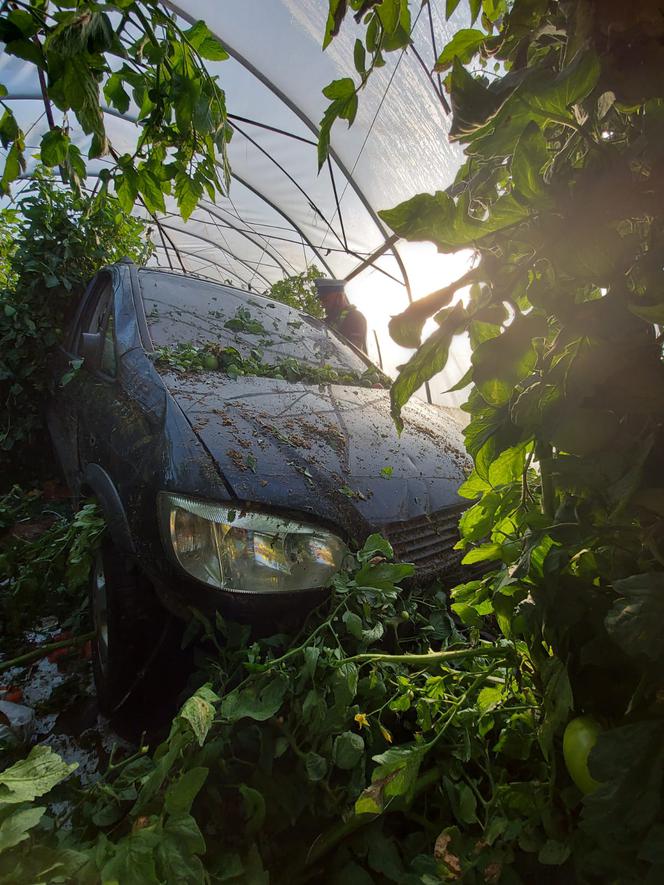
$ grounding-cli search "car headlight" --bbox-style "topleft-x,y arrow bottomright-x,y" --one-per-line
158,493 -> 348,593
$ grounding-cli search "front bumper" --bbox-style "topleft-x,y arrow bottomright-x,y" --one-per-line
148,565 -> 329,627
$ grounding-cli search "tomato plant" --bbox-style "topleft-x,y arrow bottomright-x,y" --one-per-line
152,341 -> 389,386
0,486 -> 104,643
321,0 -> 664,880
0,534 -> 554,884
0,174 -> 151,476
266,266 -> 326,318
0,1 -> 231,219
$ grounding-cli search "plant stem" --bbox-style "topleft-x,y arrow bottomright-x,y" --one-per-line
536,442 -> 555,518
32,32 -> 68,184
425,663 -> 502,751
0,631 -> 95,674
342,645 -> 510,668
265,599 -> 349,669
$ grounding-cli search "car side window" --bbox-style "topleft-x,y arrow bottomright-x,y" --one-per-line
100,309 -> 116,376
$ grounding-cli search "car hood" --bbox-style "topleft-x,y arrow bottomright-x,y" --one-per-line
163,372 -> 470,536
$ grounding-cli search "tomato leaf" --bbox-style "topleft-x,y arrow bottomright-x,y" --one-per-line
435,29 -> 486,71
390,302 -> 467,432
605,573 -> 664,662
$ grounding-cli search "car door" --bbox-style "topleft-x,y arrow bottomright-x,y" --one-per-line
62,275 -> 123,479
48,274 -> 116,490
54,271 -> 146,487
75,268 -> 166,506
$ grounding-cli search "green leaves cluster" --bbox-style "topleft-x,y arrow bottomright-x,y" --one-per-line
0,685 -> 216,884
153,341 -> 390,387
1,537 -> 552,884
0,486 -> 104,646
319,0 -> 413,168
0,2 -> 231,220
322,0 -> 664,879
265,266 -> 326,318
0,173 -> 151,474
0,746 -> 76,866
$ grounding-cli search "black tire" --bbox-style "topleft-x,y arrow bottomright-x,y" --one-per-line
90,537 -> 168,716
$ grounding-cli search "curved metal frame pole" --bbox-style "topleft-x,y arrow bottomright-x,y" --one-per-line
4,93 -> 334,279
232,172 -> 335,277
161,1 -> 413,302
193,202 -> 295,276
152,243 -> 253,286
97,105 -> 336,277
157,220 -> 274,287
230,118 -> 350,255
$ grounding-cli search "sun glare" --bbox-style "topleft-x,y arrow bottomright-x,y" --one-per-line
347,241 -> 474,406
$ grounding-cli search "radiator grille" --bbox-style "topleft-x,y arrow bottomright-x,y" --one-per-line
383,503 -> 468,582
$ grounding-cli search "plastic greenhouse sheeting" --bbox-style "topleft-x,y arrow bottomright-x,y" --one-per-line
0,0 -> 472,401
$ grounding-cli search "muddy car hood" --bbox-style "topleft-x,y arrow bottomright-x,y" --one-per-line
163,372 -> 470,536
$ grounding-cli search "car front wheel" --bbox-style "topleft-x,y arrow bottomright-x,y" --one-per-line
90,538 -> 167,716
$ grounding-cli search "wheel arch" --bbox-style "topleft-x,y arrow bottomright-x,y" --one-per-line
81,463 -> 135,555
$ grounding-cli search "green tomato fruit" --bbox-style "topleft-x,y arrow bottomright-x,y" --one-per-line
563,716 -> 602,794
201,353 -> 219,371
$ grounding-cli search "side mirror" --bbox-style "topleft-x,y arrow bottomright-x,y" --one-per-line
80,332 -> 103,373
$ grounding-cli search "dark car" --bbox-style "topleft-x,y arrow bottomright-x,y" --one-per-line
48,259 -> 470,711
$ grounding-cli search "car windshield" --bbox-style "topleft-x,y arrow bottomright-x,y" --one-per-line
140,270 -> 372,376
